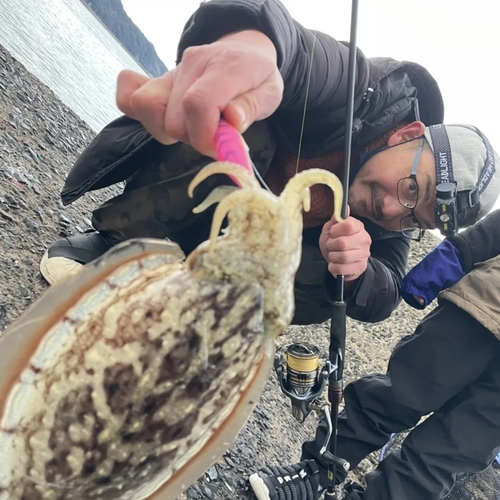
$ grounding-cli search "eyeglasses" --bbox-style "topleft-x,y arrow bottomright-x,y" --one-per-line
397,137 -> 425,241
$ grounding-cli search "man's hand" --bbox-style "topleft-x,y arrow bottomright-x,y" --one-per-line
319,210 -> 372,282
115,30 -> 284,158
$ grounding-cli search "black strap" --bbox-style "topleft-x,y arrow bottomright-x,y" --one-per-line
428,124 -> 455,184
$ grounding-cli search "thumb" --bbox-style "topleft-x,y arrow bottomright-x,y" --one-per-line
116,69 -> 152,119
223,78 -> 283,133
322,217 -> 335,234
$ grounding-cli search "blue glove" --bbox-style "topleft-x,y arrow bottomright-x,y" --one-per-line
401,239 -> 465,309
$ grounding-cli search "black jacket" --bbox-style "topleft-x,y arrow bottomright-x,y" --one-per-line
177,0 -> 444,157
61,0 -> 445,323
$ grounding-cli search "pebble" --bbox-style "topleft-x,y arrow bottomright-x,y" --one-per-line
24,219 -> 38,231
4,195 -> 18,207
186,486 -> 201,499
0,209 -> 14,222
59,213 -> 71,225
206,466 -> 218,481
13,171 -> 28,184
202,485 -> 217,499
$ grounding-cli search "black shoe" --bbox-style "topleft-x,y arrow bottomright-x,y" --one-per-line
249,459 -> 326,500
40,230 -> 114,285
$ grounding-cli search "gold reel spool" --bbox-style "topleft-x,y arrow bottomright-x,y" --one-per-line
285,343 -> 321,421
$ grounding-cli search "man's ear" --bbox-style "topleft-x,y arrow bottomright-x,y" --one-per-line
387,121 -> 425,146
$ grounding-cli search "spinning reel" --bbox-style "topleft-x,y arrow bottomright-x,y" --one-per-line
274,343 -> 350,474
274,343 -> 328,422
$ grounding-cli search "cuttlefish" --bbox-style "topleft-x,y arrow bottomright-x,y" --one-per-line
0,162 -> 343,499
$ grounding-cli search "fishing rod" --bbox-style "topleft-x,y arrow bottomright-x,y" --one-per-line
274,1 -> 360,498
323,0 -> 359,497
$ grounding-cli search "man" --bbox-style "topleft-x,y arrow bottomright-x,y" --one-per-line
39,1 -> 500,493
251,209 -> 500,500
40,0 -> 500,328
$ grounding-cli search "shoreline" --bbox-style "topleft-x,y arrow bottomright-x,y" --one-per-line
0,42 -> 496,500
0,44 -> 123,330
78,0 -> 152,77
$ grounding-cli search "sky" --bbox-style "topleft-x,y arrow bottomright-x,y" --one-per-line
121,0 -> 500,213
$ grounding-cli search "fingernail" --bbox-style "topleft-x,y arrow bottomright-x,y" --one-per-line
233,104 -> 249,131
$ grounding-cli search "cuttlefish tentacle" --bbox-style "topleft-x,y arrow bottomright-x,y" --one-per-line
281,169 -> 345,223
187,161 -> 260,198
205,190 -> 275,254
301,188 -> 311,213
191,186 -> 239,214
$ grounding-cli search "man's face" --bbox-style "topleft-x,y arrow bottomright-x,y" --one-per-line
349,121 -> 437,233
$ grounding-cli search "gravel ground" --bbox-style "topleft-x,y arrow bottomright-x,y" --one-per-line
1,43 -> 498,500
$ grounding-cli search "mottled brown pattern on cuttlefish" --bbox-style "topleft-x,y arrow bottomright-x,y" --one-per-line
1,254 -> 265,499
0,162 -> 344,500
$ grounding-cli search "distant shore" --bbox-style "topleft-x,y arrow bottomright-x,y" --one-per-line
0,42 -> 496,500
77,0 -> 152,77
